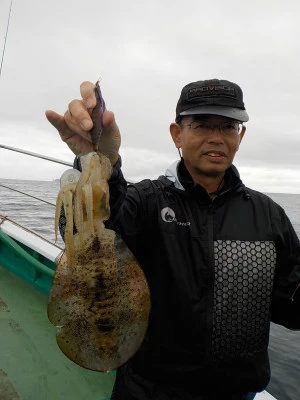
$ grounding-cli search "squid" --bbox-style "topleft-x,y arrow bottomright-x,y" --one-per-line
47,82 -> 150,372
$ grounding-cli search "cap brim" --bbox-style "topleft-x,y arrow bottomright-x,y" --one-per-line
179,105 -> 249,122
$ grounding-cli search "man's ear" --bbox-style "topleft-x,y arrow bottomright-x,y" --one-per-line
235,125 -> 246,152
238,125 -> 246,146
170,123 -> 182,149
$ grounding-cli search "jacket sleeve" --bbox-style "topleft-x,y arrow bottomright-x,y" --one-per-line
105,159 -> 154,262
271,208 -> 300,330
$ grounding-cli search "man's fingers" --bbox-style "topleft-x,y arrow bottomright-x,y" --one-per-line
80,81 -> 97,110
102,110 -> 115,129
45,85 -> 120,161
68,99 -> 93,131
45,109 -> 78,144
46,107 -> 115,137
45,110 -> 68,133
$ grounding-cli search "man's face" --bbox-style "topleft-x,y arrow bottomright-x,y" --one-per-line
170,115 -> 246,178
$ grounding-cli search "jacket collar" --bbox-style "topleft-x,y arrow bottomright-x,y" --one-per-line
164,159 -> 243,196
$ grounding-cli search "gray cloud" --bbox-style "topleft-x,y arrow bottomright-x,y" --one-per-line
0,0 -> 300,193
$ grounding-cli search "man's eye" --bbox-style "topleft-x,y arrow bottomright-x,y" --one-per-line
195,123 -> 210,129
226,123 -> 240,131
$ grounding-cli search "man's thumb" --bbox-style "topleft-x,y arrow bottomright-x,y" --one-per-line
45,110 -> 67,132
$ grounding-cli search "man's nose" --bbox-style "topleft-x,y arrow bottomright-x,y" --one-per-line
208,125 -> 224,142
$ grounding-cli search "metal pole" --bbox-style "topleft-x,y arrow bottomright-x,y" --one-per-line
0,143 -> 73,167
0,0 -> 13,76
0,183 -> 55,206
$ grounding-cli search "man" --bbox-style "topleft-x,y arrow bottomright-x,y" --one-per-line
46,79 -> 300,400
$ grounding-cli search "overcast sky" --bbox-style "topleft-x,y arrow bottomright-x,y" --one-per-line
0,0 -> 300,193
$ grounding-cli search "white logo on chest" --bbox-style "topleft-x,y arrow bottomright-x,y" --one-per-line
160,207 -> 191,226
161,207 -> 176,222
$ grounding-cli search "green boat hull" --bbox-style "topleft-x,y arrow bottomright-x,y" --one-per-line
0,230 -> 115,399
0,230 -> 55,295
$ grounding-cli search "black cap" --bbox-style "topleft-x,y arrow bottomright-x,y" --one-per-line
176,79 -> 249,122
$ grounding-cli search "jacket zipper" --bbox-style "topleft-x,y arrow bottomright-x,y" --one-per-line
290,282 -> 300,301
205,202 -> 215,361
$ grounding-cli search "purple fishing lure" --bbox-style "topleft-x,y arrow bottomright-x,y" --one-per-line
90,81 -> 106,152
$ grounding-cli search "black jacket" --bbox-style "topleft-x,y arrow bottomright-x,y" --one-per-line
104,158 -> 300,396
68,157 -> 300,397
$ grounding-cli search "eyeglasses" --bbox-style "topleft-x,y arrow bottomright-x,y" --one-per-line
180,121 -> 243,136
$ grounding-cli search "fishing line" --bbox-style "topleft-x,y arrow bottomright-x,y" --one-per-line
0,183 -> 56,207
0,0 -> 13,76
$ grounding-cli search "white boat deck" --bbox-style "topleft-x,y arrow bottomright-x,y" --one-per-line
0,214 -> 63,262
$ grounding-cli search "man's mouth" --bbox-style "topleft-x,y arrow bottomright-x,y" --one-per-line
204,151 -> 227,158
